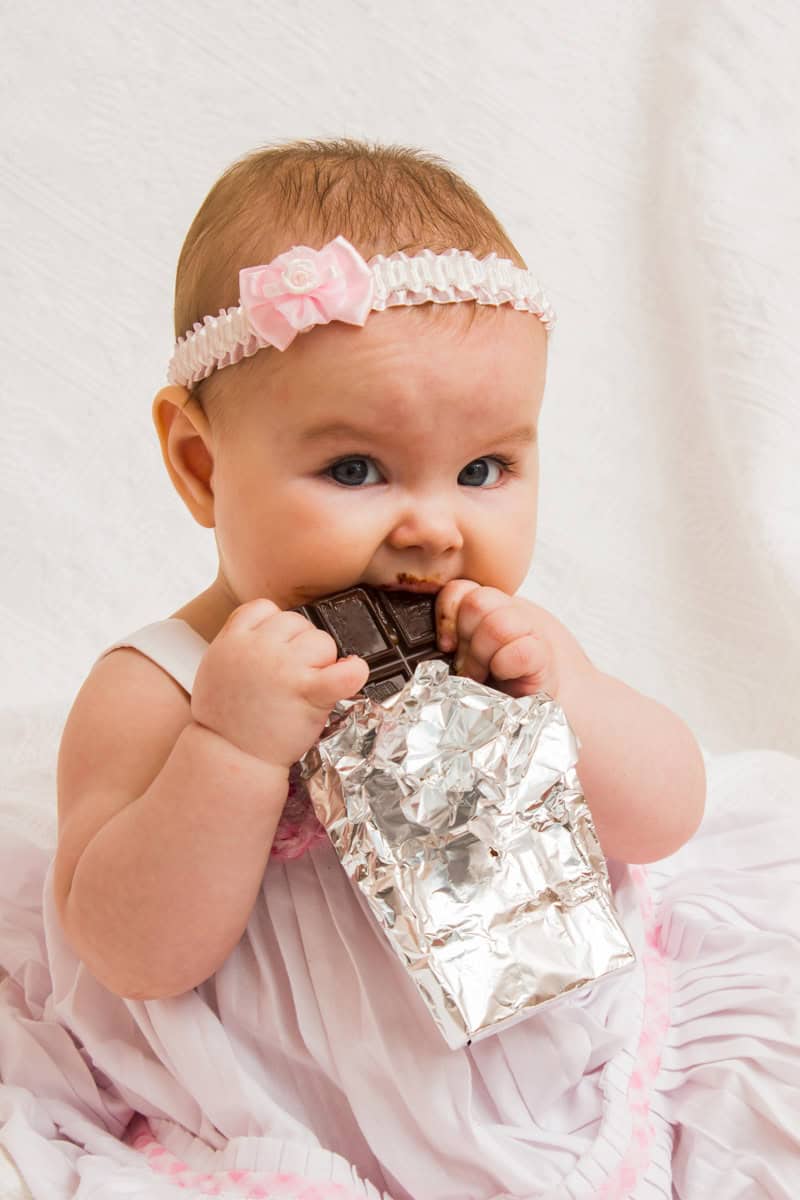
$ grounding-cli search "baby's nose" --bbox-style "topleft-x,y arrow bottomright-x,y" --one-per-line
386,500 -> 464,556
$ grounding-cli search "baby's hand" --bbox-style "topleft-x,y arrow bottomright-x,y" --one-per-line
436,581 -> 560,699
191,599 -> 369,770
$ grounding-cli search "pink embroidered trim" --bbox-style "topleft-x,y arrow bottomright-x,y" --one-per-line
124,1115 -> 374,1199
270,769 -> 327,861
596,864 -> 672,1199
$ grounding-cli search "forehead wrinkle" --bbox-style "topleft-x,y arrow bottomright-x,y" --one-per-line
286,369 -> 537,455
314,391 -> 444,445
298,406 -> 537,459
245,302 -> 544,449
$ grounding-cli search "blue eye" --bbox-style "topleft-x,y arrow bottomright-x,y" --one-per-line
328,457 -> 383,487
458,458 -> 505,487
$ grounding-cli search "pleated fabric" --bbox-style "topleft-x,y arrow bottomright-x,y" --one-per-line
0,619 -> 797,1199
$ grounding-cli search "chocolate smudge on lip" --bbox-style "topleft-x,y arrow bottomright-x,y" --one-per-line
396,573 -> 439,587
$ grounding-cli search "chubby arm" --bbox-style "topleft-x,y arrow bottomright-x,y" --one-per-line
437,583 -> 706,864
55,600 -> 369,1000
552,655 -> 706,863
54,641 -> 294,1002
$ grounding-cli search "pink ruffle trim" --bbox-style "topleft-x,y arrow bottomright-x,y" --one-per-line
124,1115 -> 372,1199
269,770 -> 327,861
595,863 -> 673,1198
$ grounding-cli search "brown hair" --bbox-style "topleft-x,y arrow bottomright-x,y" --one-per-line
173,138 -> 526,424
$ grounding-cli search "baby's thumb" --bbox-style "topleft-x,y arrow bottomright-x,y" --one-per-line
309,655 -> 370,709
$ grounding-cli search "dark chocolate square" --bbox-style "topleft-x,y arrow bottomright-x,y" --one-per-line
294,586 -> 454,699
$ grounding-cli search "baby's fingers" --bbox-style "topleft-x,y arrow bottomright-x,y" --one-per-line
457,604 -> 537,681
489,635 -> 552,693
436,580 -> 481,651
305,656 -> 370,710
222,597 -> 280,633
489,633 -> 556,700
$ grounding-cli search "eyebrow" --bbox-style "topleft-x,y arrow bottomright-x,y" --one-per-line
300,420 -> 382,442
300,420 -> 538,444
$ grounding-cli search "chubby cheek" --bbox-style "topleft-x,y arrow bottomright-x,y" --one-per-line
470,508 -> 537,594
211,484 -> 282,602
231,494 -> 376,605
214,520 -> 268,603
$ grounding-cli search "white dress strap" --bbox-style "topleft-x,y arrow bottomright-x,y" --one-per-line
95,618 -> 209,696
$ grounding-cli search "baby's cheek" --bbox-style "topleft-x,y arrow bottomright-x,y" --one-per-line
476,540 -> 533,596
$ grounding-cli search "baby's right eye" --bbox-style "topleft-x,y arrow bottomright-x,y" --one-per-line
326,457 -> 383,487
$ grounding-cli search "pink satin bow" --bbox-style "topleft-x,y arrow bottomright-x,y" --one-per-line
239,236 -> 375,351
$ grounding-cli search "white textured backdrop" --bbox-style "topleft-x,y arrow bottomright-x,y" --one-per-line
0,5 -> 798,1191
2,0 -> 799,765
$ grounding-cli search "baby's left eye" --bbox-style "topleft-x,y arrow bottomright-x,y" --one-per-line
458,458 -> 505,487
326,457 -> 383,487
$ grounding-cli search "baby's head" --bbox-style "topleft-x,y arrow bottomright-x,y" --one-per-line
154,139 -> 552,613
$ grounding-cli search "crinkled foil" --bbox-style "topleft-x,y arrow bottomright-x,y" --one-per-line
300,660 -> 635,1050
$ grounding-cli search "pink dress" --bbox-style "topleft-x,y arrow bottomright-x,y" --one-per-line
0,617 -> 798,1199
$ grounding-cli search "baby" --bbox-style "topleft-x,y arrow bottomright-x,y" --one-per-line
55,139 -> 705,1002
48,140 -> 723,1197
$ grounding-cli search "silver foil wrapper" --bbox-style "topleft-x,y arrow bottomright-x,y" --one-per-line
300,660 -> 635,1050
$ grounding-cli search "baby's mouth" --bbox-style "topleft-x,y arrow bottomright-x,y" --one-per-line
294,576 -> 444,604
377,574 -> 443,594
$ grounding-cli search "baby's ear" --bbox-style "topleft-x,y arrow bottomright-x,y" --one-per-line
152,385 -> 216,529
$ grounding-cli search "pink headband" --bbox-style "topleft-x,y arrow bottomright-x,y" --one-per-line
167,235 -> 556,388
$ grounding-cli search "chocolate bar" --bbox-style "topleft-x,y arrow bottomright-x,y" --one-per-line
294,587 -> 454,701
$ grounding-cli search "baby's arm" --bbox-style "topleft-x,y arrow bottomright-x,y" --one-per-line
546,653 -> 706,863
55,601 -> 367,1000
437,583 -> 706,864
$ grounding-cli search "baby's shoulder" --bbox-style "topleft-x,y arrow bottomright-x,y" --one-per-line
53,635 -> 193,910
59,634 -> 195,809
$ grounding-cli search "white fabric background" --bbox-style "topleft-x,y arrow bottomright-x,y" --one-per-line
3,1 -> 799,762
0,5 -> 799,1193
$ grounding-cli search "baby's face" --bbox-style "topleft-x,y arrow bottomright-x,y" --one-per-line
208,304 -> 547,611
